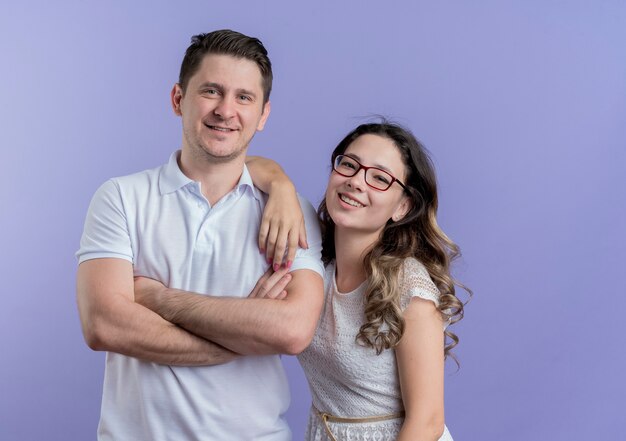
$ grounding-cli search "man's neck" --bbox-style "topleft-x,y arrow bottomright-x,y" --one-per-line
179,149 -> 246,206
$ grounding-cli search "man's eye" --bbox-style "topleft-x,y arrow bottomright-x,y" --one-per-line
239,95 -> 252,101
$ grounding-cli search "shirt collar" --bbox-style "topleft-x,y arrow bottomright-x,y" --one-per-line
159,150 -> 262,202
159,151 -> 193,195
238,164 -> 263,202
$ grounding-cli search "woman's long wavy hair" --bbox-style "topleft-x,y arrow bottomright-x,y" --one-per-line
318,121 -> 471,362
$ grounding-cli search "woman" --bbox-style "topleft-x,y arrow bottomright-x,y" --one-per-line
248,122 -> 468,441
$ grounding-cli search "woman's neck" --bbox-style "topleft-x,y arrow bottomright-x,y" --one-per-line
333,227 -> 379,293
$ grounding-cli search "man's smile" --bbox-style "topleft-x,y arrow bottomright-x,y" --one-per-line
204,123 -> 237,132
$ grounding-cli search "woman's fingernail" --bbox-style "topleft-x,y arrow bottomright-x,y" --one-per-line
273,263 -> 280,272
285,260 -> 292,269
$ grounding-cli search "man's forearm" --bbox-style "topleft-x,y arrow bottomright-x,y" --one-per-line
84,296 -> 239,366
138,271 -> 323,355
144,290 -> 305,355
77,258 -> 239,366
124,326 -> 239,367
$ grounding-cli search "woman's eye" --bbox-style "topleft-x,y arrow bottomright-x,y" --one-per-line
374,174 -> 391,184
340,160 -> 356,169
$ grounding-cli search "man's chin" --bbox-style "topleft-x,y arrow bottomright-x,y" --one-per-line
199,145 -> 247,164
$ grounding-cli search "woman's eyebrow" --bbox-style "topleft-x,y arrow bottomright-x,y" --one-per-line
345,153 -> 394,174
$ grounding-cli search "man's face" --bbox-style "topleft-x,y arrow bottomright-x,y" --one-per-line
172,54 -> 270,163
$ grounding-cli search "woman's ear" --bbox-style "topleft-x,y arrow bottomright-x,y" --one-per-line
392,196 -> 412,222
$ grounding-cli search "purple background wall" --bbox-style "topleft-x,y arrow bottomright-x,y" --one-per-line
1,1 -> 624,440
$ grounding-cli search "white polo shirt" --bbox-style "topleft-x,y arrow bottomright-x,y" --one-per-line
77,151 -> 324,441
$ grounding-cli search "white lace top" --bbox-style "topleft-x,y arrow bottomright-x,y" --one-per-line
297,258 -> 453,441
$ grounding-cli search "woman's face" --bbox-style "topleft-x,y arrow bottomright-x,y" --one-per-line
325,134 -> 411,236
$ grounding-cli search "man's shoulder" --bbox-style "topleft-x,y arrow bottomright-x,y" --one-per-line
89,162 -> 168,208
253,188 -> 317,213
295,193 -> 315,209
295,194 -> 319,221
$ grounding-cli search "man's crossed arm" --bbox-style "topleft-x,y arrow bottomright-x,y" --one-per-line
76,257 -> 323,366
133,267 -> 323,356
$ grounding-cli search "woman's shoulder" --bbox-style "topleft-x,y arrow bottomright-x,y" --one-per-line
400,256 -> 429,275
398,257 -> 441,309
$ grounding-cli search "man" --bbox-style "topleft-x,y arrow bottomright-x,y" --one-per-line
76,30 -> 324,440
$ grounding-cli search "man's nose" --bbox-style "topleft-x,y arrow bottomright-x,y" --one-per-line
213,97 -> 236,119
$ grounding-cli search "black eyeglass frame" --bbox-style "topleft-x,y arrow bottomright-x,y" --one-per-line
333,155 -> 407,191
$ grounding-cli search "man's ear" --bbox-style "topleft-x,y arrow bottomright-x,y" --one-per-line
171,84 -> 183,116
256,100 -> 271,131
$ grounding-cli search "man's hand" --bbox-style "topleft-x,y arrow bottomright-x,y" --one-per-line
248,267 -> 292,300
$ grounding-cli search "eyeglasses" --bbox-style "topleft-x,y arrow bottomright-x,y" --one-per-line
333,155 -> 406,191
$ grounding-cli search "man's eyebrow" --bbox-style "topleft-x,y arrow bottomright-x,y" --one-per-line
236,88 -> 258,98
197,82 -> 223,90
344,153 -> 395,174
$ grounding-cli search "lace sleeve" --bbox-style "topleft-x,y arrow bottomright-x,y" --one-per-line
399,258 -> 441,310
